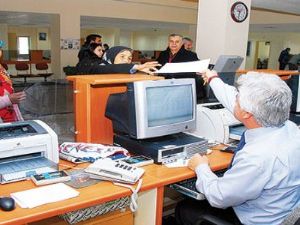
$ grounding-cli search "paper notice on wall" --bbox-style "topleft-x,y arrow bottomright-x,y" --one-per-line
157,59 -> 210,73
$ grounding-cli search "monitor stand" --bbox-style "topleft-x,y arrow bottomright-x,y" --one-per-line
113,132 -> 208,164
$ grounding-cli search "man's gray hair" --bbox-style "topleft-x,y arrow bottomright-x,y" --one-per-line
169,33 -> 183,39
237,72 -> 292,127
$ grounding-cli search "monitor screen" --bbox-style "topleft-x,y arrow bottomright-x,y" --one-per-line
147,85 -> 193,127
105,78 -> 196,139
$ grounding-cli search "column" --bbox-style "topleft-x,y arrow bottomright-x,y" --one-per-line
51,13 -> 80,78
50,14 -> 61,78
196,0 -> 251,68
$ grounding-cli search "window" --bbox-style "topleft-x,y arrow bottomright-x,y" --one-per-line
17,36 -> 30,55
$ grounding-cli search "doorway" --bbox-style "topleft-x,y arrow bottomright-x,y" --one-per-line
255,41 -> 271,69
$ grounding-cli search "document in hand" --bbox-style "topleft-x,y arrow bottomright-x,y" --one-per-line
11,183 -> 79,208
156,59 -> 210,73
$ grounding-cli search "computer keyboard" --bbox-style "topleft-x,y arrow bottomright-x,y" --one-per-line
170,169 -> 226,200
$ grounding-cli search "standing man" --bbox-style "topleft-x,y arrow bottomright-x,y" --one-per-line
157,34 -> 205,99
175,71 -> 300,225
278,47 -> 291,70
182,37 -> 194,51
78,34 -> 102,62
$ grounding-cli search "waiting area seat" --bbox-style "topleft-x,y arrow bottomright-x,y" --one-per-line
14,62 -> 34,83
35,62 -> 53,82
11,62 -> 53,83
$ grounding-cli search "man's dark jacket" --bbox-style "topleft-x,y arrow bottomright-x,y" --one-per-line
156,46 -> 205,99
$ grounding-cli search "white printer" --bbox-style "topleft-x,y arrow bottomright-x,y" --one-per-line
190,103 -> 245,143
0,120 -> 59,183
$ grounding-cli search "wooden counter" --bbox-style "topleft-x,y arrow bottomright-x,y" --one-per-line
237,69 -> 300,80
66,74 -> 164,144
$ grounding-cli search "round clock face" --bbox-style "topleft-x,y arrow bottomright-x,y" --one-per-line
231,2 -> 248,23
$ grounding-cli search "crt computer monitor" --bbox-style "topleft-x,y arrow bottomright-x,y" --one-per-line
205,55 -> 244,102
105,78 -> 197,139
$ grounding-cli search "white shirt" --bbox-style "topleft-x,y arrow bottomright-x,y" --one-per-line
195,78 -> 300,225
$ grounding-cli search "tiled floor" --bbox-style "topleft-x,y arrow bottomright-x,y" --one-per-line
14,80 -> 75,144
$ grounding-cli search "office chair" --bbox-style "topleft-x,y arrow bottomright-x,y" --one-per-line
35,62 -> 53,82
193,205 -> 300,225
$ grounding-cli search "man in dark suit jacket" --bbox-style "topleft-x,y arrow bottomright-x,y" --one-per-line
278,47 -> 290,70
157,34 -> 205,99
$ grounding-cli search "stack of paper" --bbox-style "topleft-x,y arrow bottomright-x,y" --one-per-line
157,59 -> 210,73
11,183 -> 79,208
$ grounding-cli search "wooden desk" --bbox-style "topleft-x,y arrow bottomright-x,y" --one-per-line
237,69 -> 300,80
0,148 -> 232,225
66,74 -> 164,144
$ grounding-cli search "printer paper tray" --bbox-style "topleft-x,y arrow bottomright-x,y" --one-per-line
0,155 -> 57,184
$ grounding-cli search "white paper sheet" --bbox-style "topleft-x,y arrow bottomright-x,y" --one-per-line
157,59 -> 210,73
11,183 -> 79,208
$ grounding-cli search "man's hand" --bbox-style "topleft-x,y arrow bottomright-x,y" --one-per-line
198,69 -> 218,85
9,91 -> 26,104
188,153 -> 209,171
134,61 -> 161,75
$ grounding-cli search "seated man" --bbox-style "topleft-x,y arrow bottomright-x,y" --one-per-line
176,71 -> 300,225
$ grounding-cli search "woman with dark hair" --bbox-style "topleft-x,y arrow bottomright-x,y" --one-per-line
76,45 -> 159,75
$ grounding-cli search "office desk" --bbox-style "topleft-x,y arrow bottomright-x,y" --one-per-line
66,74 -> 164,144
237,69 -> 300,80
0,148 -> 232,225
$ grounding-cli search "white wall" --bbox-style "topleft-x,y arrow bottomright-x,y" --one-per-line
257,42 -> 270,60
1,0 -> 198,75
132,30 -> 189,50
245,40 -> 257,69
247,32 -> 300,69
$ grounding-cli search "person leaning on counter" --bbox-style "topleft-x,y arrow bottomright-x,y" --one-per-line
76,45 -> 160,75
175,70 -> 300,225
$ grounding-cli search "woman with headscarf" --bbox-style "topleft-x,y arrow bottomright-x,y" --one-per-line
0,40 -> 26,123
76,45 -> 159,75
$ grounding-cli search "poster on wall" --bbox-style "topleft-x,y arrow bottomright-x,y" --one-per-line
60,39 -> 80,50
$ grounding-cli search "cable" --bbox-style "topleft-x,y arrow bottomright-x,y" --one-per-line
113,179 -> 143,212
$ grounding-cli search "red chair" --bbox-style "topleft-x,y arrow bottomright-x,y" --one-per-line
15,62 -> 32,83
35,62 -> 53,82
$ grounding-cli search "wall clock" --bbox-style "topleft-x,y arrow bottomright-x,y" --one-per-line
231,1 -> 248,23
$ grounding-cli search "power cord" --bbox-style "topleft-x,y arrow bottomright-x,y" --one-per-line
113,179 -> 143,212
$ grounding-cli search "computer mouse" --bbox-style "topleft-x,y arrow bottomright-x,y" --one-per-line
0,197 -> 15,211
